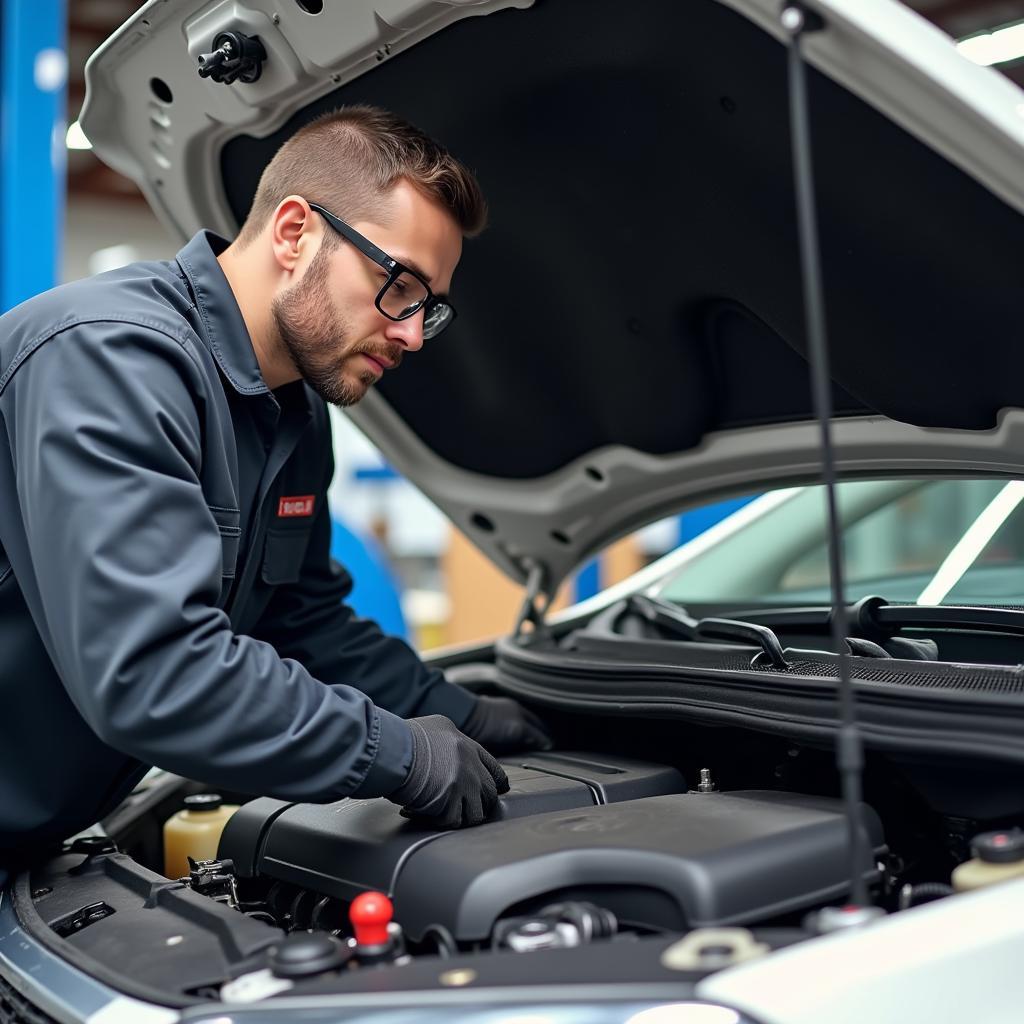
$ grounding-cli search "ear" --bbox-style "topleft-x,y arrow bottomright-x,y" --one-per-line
270,195 -> 319,272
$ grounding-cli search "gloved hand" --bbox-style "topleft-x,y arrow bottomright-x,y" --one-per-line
388,715 -> 510,829
461,695 -> 553,755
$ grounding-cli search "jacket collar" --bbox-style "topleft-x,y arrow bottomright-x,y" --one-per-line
175,230 -> 269,396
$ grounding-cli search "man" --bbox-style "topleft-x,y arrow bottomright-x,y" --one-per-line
0,105 -> 550,858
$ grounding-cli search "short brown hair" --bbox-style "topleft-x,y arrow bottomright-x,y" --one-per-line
236,105 -> 487,246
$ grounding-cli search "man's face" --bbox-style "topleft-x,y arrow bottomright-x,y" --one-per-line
272,180 -> 463,406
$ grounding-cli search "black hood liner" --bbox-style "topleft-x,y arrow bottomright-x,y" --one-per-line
223,0 -> 1024,479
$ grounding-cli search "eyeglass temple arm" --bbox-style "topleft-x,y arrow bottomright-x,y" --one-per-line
308,203 -> 397,272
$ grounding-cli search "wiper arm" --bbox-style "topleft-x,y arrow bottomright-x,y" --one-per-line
696,618 -> 791,670
627,594 -> 698,639
856,597 -> 1024,639
627,595 -> 791,669
728,597 -> 1024,640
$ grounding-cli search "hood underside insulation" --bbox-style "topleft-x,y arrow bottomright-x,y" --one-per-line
221,0 -> 1024,479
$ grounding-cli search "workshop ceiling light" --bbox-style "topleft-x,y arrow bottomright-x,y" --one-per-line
957,21 -> 1024,66
65,120 -> 91,150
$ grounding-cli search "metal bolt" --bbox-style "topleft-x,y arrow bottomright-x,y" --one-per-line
439,968 -> 477,987
272,12 -> 280,23
781,6 -> 805,33
697,768 -> 717,793
812,904 -> 886,933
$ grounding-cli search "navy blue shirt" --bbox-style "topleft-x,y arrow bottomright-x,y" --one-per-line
0,231 -> 476,854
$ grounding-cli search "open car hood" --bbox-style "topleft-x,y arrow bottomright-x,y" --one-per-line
80,0 -> 1024,599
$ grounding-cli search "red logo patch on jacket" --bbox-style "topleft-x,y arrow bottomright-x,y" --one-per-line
277,495 -> 315,518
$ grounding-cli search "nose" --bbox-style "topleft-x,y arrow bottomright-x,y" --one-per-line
384,309 -> 424,353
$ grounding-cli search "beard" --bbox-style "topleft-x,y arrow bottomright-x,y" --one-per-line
271,242 -> 402,407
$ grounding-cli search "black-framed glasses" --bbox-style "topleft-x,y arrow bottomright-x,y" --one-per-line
309,202 -> 456,340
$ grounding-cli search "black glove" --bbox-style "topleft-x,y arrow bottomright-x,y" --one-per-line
388,716 -> 510,829
461,696 -> 553,755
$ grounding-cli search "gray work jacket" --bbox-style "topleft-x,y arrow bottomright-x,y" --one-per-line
0,231 -> 476,854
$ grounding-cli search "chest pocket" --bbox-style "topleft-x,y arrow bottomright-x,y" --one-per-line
207,505 -> 241,606
261,524 -> 312,586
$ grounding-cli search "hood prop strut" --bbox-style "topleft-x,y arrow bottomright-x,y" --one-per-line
782,3 -> 869,909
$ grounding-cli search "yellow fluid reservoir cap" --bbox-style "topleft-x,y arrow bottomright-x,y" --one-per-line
972,829 -> 1024,864
184,793 -> 223,812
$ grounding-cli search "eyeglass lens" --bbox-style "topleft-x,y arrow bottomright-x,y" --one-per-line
422,302 -> 453,339
380,271 -> 428,319
380,272 -> 453,338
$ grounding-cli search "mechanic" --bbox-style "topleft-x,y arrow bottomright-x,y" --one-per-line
0,105 -> 551,860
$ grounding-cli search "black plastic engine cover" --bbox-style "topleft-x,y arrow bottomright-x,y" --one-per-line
219,752 -> 683,899
219,755 -> 884,944
395,790 -> 885,940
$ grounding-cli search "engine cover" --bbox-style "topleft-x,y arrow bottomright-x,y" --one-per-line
219,752 -> 884,941
396,790 -> 884,939
220,752 -> 682,891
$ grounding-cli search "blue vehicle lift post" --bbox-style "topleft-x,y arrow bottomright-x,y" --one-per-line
1,0 -> 67,312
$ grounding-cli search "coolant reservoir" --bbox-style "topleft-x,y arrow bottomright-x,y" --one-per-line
952,829 -> 1024,892
163,793 -> 239,879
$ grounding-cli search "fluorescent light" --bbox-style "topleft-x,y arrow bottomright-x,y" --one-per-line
957,22 -> 1024,66
917,480 -> 1024,605
65,120 -> 91,150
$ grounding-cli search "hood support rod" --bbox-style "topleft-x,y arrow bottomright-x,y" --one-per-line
782,2 -> 868,908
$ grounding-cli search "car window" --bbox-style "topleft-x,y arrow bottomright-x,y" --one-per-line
655,478 -> 1024,606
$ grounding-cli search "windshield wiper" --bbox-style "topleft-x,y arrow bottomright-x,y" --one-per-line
627,593 -> 699,639
727,597 -> 1024,640
627,594 -> 791,669
631,594 -> 941,663
859,599 -> 1024,638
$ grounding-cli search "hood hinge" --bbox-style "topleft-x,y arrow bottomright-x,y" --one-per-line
512,559 -> 553,642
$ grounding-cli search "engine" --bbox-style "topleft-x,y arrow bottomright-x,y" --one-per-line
216,751 -> 885,952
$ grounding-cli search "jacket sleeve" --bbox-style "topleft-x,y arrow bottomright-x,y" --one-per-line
251,426 -> 479,727
8,322 -> 411,801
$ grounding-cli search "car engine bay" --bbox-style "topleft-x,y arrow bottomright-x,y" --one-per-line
14,703 -> 1024,1007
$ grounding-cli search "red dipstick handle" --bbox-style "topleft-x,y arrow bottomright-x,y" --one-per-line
350,891 -> 393,947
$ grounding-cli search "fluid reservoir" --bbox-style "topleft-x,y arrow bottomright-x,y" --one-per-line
163,793 -> 239,879
952,829 -> 1024,892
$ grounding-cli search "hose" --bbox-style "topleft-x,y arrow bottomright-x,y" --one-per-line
898,882 -> 954,910
421,923 -> 458,958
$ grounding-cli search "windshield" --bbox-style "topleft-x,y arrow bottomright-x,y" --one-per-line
654,478 -> 1024,606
